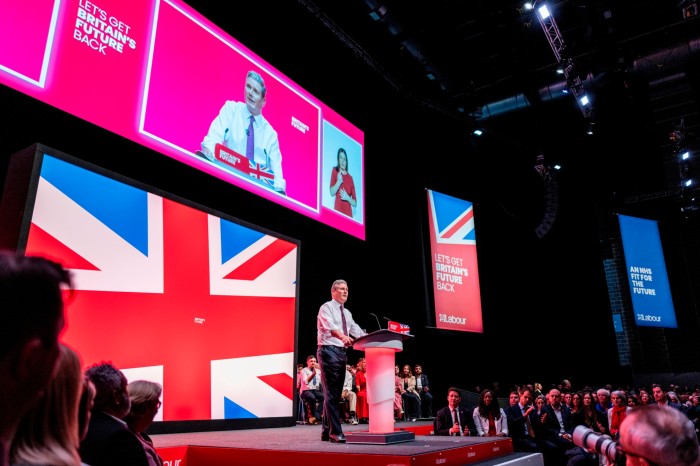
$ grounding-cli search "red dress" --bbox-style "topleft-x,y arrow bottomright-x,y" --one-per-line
356,370 -> 369,419
330,169 -> 356,217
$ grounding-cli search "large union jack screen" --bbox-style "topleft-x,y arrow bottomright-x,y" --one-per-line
5,145 -> 299,429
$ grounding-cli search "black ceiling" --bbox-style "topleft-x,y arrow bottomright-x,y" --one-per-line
186,0 -> 700,216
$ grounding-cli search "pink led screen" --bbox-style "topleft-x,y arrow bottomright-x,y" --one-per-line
0,0 -> 365,239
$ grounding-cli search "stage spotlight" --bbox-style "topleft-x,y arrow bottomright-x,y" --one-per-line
473,129 -> 483,136
523,2 -> 534,11
684,179 -> 693,187
538,4 -> 551,19
681,151 -> 690,160
586,122 -> 595,135
579,95 -> 589,106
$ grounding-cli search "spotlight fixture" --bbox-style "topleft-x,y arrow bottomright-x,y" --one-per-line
681,151 -> 690,160
586,122 -> 595,135
538,4 -> 551,19
473,129 -> 483,136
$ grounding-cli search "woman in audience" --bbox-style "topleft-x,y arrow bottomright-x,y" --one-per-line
124,380 -> 164,466
78,377 -> 96,442
10,344 -> 85,466
607,390 -> 630,439
639,389 -> 652,406
627,394 -> 639,407
355,358 -> 369,423
400,365 -> 421,421
394,365 -> 404,421
472,389 -> 508,437
570,391 -> 583,416
575,390 -> 608,434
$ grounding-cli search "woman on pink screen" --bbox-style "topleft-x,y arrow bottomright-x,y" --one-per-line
329,147 -> 357,218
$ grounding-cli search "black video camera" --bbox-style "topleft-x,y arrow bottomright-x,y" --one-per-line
572,425 -> 626,466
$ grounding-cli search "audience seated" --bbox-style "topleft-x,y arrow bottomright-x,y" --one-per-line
607,390 -> 630,439
78,378 -> 96,443
400,365 -> 421,421
653,383 -> 685,412
434,388 -> 471,436
79,362 -> 150,466
414,364 -> 433,418
299,355 -> 323,425
505,388 -> 558,463
0,252 -> 72,466
472,389 -> 508,437
355,358 -> 369,423
394,365 -> 404,421
341,365 -> 358,424
124,380 -> 164,466
10,344 -> 85,466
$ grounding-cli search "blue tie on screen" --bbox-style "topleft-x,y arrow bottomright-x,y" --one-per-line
246,115 -> 255,161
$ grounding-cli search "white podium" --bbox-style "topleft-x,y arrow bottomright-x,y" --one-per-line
345,329 -> 414,444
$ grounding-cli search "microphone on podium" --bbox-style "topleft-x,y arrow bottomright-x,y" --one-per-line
369,313 -> 382,331
382,316 -> 392,322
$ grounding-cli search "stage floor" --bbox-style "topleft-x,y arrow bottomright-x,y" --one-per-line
152,421 -> 543,466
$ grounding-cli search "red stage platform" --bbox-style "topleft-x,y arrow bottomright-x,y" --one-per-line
152,421 -> 544,466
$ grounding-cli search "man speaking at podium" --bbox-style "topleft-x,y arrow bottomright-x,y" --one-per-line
317,279 -> 367,443
200,70 -> 286,193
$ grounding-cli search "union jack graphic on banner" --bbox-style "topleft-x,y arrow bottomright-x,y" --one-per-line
24,154 -> 298,421
428,189 -> 476,244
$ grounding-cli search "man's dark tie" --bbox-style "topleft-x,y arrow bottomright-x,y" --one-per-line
246,115 -> 255,161
340,304 -> 348,336
452,409 -> 461,436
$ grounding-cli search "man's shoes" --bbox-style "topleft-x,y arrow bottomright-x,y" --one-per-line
351,418 -> 359,425
321,434 -> 329,441
329,434 -> 347,443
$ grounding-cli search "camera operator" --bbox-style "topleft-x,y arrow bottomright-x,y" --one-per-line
618,404 -> 700,466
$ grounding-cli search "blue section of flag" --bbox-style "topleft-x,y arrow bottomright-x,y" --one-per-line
224,396 -> 257,419
430,189 -> 475,242
41,155 -> 149,255
219,218 -> 266,264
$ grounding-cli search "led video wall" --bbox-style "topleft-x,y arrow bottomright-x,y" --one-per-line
0,144 -> 300,431
0,0 -> 365,239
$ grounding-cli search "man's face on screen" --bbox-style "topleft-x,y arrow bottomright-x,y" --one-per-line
245,76 -> 266,116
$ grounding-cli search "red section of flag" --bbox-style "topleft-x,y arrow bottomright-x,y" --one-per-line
224,240 -> 296,280
26,223 -> 100,270
258,373 -> 294,400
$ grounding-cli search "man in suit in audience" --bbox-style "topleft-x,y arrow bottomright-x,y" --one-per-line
434,388 -> 472,436
414,364 -> 433,418
541,388 -> 593,465
652,383 -> 686,412
0,252 -> 72,466
80,362 -> 149,466
507,389 -> 565,465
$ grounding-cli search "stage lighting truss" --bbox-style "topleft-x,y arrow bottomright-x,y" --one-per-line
532,2 -> 593,118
